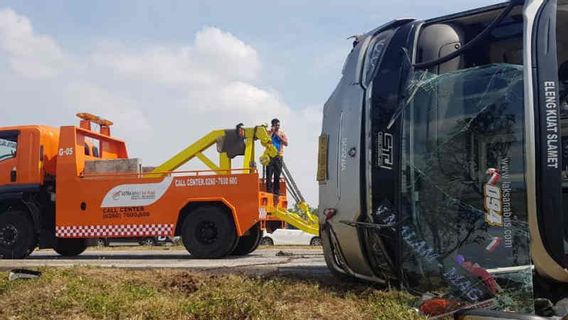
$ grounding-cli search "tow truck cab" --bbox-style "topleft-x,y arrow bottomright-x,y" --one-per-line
319,0 -> 568,314
0,126 -> 59,187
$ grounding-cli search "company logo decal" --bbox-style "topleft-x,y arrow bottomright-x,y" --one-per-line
101,176 -> 173,208
483,168 -> 503,227
377,132 -> 393,170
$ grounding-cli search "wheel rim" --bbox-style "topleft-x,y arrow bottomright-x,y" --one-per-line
144,239 -> 154,246
312,238 -> 322,246
0,224 -> 18,246
196,221 -> 218,245
97,239 -> 105,246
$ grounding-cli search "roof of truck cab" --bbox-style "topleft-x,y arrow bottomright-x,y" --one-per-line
0,125 -> 59,132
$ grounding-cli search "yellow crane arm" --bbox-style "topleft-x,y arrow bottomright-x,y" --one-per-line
150,130 -> 226,174
146,124 -> 320,236
271,201 -> 319,235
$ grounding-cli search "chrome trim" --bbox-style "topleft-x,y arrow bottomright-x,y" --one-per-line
355,36 -> 374,84
523,0 -> 543,248
365,86 -> 374,218
523,0 -> 568,282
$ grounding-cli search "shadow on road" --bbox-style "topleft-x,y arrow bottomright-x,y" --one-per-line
26,253 -> 259,260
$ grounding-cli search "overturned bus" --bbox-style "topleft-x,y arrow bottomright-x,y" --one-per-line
318,0 -> 568,317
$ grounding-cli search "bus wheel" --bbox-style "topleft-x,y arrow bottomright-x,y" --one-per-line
182,205 -> 237,259
54,238 -> 87,257
231,223 -> 261,256
0,210 -> 35,259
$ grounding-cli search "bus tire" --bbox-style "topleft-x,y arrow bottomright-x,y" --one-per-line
182,205 -> 237,259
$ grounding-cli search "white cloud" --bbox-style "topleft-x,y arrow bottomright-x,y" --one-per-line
193,27 -> 261,82
0,9 -> 321,204
92,26 -> 260,88
0,8 -> 65,78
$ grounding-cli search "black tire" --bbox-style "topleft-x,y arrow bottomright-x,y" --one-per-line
231,223 -> 262,256
310,237 -> 322,246
141,237 -> 157,246
96,238 -> 109,247
0,210 -> 36,259
54,238 -> 87,257
181,205 -> 237,259
259,237 -> 274,246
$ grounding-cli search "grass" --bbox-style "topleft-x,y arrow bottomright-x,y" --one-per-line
0,267 -> 425,320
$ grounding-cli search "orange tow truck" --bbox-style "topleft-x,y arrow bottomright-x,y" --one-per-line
0,113 -> 317,259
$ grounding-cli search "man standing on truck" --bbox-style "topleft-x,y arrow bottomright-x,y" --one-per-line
267,118 -> 288,200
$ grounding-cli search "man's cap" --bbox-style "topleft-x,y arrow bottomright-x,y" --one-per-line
271,118 -> 280,126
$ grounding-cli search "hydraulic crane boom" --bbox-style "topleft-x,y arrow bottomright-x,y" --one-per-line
149,124 -> 319,235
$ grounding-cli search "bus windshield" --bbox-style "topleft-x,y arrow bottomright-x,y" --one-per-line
399,63 -> 534,312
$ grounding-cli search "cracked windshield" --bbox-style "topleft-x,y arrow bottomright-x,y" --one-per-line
399,63 -> 533,312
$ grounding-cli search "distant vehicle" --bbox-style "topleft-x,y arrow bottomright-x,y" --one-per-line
95,236 -> 175,247
261,225 -> 321,246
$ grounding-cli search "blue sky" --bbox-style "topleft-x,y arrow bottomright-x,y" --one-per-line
0,0 -> 503,203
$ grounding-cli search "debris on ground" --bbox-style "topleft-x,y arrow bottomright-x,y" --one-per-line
8,269 -> 42,281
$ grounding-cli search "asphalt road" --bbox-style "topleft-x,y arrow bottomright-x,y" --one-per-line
0,247 -> 330,278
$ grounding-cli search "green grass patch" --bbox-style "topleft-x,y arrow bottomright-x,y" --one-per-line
0,267 -> 424,319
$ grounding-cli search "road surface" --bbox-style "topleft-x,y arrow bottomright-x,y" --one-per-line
0,247 -> 329,278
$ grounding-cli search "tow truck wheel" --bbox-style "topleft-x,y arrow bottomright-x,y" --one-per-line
54,238 -> 87,257
182,205 -> 237,259
231,223 -> 261,256
0,211 -> 35,259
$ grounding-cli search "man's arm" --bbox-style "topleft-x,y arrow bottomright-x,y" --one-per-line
278,131 -> 288,146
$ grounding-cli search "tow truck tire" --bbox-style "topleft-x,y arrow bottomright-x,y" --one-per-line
231,223 -> 261,256
54,238 -> 87,257
182,205 -> 237,259
0,211 -> 35,259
